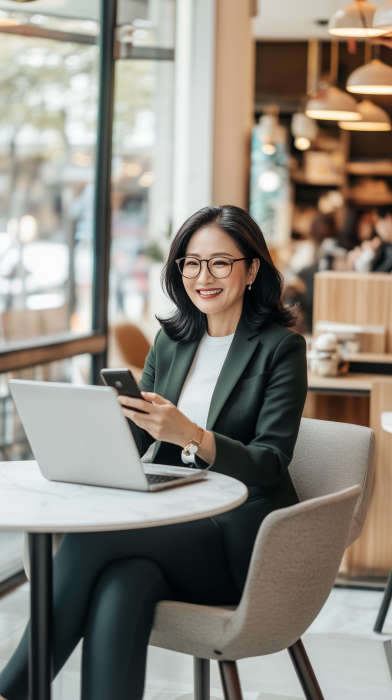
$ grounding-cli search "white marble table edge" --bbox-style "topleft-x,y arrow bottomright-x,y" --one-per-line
0,460 -> 249,533
381,412 -> 392,434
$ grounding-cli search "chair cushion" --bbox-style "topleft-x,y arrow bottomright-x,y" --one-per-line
150,602 -> 236,660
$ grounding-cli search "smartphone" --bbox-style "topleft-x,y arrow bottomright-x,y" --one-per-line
100,368 -> 149,413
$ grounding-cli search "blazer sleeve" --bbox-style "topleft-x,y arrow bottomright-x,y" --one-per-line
126,329 -> 161,457
196,332 -> 308,488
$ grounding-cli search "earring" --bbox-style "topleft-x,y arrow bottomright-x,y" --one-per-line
248,283 -> 252,291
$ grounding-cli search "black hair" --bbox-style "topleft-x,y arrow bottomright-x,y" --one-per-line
157,205 -> 298,343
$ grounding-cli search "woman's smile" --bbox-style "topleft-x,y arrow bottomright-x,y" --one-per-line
196,288 -> 223,298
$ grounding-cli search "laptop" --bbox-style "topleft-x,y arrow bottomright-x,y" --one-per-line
8,380 -> 207,492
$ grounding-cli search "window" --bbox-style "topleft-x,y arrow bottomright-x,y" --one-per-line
0,7 -> 100,345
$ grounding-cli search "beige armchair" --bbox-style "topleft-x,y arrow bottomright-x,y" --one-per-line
150,418 -> 375,700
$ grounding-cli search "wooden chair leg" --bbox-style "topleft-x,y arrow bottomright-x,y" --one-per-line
218,660 -> 243,700
374,568 -> 392,633
288,638 -> 325,700
194,658 -> 210,700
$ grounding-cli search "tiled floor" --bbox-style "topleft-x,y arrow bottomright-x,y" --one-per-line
0,584 -> 392,699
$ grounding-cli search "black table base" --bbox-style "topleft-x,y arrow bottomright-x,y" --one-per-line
28,533 -> 53,700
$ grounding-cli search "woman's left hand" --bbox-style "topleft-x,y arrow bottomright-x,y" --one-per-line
118,392 -> 196,448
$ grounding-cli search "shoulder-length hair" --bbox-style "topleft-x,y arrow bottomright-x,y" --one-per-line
158,205 -> 297,342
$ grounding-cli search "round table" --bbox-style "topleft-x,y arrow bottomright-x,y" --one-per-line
0,461 -> 247,700
381,411 -> 392,435
374,413 -> 392,633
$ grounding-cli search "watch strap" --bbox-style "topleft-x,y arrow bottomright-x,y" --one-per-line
182,426 -> 204,457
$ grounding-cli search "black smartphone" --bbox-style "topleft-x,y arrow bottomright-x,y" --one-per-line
100,368 -> 149,413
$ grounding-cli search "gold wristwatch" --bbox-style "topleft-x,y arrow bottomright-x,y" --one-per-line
182,426 -> 204,457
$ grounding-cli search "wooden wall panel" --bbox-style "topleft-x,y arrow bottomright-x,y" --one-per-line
303,392 -> 369,427
343,379 -> 392,574
313,271 -> 392,352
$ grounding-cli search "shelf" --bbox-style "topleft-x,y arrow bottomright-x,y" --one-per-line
343,353 -> 392,364
346,161 -> 392,176
291,171 -> 343,186
346,189 -> 392,205
308,370 -> 375,393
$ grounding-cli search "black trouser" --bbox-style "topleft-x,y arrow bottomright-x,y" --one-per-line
0,518 -> 241,700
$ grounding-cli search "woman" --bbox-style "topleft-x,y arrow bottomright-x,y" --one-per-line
0,205 -> 307,700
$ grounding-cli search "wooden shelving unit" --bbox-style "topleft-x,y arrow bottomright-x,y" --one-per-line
346,189 -> 392,206
346,161 -> 392,176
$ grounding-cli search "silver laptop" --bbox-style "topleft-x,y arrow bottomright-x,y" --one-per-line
9,380 -> 207,492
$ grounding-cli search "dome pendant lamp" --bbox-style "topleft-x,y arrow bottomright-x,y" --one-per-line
328,1 -> 383,37
347,59 -> 392,94
305,87 -> 361,121
373,1 -> 392,36
339,99 -> 391,129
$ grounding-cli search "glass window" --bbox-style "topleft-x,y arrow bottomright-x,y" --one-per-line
0,353 -> 91,583
0,354 -> 91,462
109,2 -> 175,340
0,3 -> 100,345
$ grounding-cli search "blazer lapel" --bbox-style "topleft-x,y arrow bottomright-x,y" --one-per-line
206,317 -> 262,431
152,337 -> 199,461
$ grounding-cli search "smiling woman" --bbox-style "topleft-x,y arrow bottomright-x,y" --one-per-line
160,204 -> 297,341
0,205 -> 307,700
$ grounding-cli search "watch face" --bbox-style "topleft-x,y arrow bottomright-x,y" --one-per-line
188,444 -> 198,454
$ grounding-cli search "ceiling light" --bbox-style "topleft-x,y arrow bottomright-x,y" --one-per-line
328,0 -> 383,37
373,1 -> 392,36
339,99 -> 392,129
328,1 -> 383,37
291,112 -> 319,142
305,87 -> 361,121
294,137 -> 311,150
261,144 -> 276,155
347,59 -> 392,94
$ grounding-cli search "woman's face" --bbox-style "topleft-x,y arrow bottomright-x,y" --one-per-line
181,226 -> 259,319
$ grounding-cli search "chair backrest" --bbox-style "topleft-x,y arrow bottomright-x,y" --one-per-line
221,485 -> 361,660
288,417 -> 375,547
113,322 -> 151,370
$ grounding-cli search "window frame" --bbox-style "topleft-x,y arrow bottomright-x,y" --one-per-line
0,0 -> 175,380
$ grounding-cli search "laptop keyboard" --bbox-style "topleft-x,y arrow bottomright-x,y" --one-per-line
146,473 -> 183,484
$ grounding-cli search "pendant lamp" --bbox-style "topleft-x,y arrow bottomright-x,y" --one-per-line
339,99 -> 391,129
291,112 -> 318,150
347,59 -> 392,94
305,87 -> 361,121
373,1 -> 392,35
328,1 -> 382,37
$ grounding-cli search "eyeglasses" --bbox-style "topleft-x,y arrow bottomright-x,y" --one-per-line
175,256 -> 249,279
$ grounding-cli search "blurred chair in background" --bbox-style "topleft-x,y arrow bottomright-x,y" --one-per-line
111,322 -> 151,382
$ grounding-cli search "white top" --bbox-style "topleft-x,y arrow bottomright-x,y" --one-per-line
177,332 -> 234,463
0,461 -> 247,533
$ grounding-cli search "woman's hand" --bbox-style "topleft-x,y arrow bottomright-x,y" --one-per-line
118,392 -> 196,447
118,392 -> 216,464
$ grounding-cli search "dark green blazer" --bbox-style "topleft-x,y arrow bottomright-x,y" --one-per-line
129,315 -> 308,589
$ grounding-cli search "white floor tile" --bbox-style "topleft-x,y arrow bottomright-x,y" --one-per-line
0,586 -> 391,699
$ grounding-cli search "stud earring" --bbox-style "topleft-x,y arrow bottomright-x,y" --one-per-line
248,283 -> 252,291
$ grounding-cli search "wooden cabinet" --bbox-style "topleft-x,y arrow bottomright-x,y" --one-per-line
313,271 -> 392,352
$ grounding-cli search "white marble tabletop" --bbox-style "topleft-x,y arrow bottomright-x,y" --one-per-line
0,461 -> 248,533
381,412 -> 392,434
